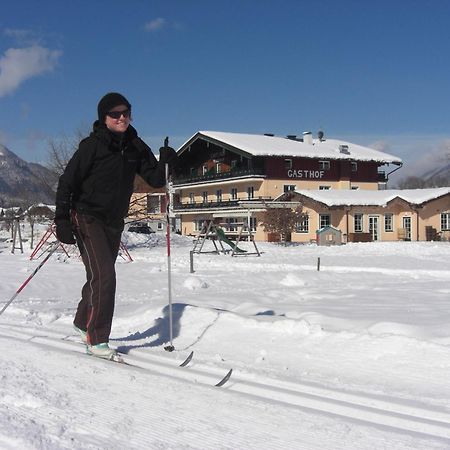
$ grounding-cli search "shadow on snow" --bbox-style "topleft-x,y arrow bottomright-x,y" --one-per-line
112,303 -> 189,354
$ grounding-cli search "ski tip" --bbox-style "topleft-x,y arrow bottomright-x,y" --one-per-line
179,350 -> 194,367
215,368 -> 233,387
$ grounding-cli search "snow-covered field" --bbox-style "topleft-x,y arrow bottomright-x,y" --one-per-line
1,225 -> 450,450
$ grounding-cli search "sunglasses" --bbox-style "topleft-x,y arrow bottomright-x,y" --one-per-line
106,109 -> 131,119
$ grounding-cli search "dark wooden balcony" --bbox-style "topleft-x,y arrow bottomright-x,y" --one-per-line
377,171 -> 387,182
173,168 -> 266,185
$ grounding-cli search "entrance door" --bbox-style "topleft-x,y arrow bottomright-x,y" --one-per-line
369,216 -> 379,241
403,216 -> 412,241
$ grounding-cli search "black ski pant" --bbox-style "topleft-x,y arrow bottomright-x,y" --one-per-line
72,213 -> 122,346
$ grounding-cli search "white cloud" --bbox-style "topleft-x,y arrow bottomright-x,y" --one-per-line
144,18 -> 166,32
0,45 -> 62,97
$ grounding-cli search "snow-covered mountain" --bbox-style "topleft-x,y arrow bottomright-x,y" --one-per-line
0,144 -> 56,207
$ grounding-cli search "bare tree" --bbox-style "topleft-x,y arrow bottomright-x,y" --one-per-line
36,127 -> 89,200
397,176 -> 428,189
262,206 -> 305,245
46,127 -> 88,177
397,173 -> 450,189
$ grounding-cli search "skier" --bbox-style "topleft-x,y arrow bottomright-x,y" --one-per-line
55,92 -> 178,360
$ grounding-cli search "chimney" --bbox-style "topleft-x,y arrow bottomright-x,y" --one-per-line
303,131 -> 313,145
339,144 -> 350,154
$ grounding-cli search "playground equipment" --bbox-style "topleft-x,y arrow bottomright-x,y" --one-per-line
30,222 -> 133,262
192,220 -> 260,257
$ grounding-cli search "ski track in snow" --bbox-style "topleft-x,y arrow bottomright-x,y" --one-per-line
1,233 -> 450,449
1,323 -> 450,449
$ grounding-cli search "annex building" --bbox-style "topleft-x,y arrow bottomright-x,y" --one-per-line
282,187 -> 450,243
170,130 -> 429,242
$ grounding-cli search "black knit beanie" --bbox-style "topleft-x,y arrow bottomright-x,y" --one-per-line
97,92 -> 131,122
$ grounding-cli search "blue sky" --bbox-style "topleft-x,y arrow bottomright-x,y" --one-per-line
1,0 -> 449,182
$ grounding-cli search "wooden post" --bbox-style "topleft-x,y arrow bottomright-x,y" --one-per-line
11,218 -> 24,254
317,257 -> 321,271
190,250 -> 195,273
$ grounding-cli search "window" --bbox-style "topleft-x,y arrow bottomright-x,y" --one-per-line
189,193 -> 195,204
284,159 -> 293,169
215,162 -> 221,173
202,191 -> 208,203
351,162 -> 358,172
319,186 -> 331,190
146,195 -> 161,213
296,215 -> 309,233
226,218 -> 238,232
442,212 -> 450,231
384,213 -> 394,232
247,186 -> 254,199
231,160 -> 237,169
194,219 -> 208,232
354,213 -> 363,232
319,161 -> 330,170
249,217 -> 257,232
231,188 -> 238,200
190,167 -> 196,177
284,185 -> 296,192
202,165 -> 208,175
319,214 -> 331,229
216,189 -> 222,202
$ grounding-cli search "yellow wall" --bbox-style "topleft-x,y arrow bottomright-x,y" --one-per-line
289,195 -> 450,243
175,177 -> 449,243
178,178 -> 381,205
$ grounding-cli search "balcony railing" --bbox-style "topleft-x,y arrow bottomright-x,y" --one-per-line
377,171 -> 387,182
173,196 -> 273,211
174,167 -> 266,185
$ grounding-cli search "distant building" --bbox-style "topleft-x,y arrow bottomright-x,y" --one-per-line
283,187 -> 450,242
170,130 -> 404,240
128,175 -> 167,232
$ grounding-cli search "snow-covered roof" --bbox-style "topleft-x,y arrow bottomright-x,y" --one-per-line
181,131 -> 402,164
291,187 -> 450,207
24,203 -> 56,214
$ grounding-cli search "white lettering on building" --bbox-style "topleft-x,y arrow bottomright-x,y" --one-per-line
287,169 -> 325,179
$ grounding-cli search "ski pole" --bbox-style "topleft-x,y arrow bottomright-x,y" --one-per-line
0,241 -> 60,317
163,138 -> 175,352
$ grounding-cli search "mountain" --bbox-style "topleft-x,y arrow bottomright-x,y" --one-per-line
0,144 -> 57,207
422,161 -> 450,182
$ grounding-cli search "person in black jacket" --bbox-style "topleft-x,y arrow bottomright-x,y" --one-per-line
55,92 -> 177,360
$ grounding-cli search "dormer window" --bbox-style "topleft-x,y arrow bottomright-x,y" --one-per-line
319,161 -> 330,170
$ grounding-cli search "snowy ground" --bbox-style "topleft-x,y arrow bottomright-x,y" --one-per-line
1,225 -> 450,449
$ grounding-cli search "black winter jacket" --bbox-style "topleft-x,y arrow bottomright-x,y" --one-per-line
55,121 -> 175,226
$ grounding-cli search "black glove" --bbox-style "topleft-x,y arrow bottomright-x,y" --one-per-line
159,146 -> 178,169
55,219 -> 76,245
